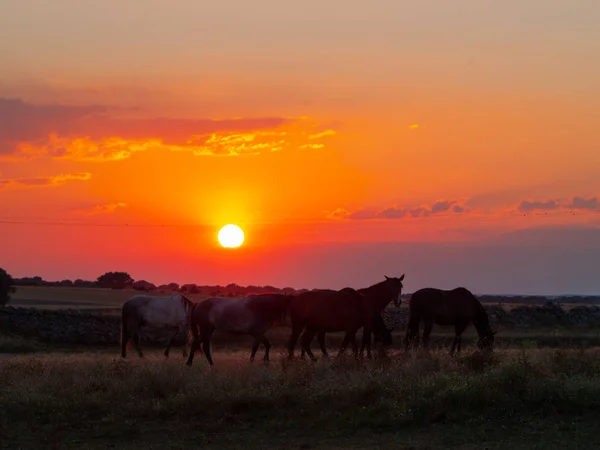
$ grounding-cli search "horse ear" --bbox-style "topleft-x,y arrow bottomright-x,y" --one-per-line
384,275 -> 390,280
399,274 -> 405,281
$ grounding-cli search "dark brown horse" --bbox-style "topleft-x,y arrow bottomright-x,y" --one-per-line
288,275 -> 405,360
404,287 -> 496,355
186,293 -> 291,367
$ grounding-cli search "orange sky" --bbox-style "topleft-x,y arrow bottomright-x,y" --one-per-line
1,1 -> 600,294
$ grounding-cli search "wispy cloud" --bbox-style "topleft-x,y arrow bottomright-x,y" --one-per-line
0,98 -> 336,161
327,200 -> 469,221
74,202 -> 128,216
0,172 -> 92,190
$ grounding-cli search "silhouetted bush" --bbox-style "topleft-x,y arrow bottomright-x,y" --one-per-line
0,268 -> 16,306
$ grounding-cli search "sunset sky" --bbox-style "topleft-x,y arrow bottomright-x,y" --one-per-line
1,1 -> 600,294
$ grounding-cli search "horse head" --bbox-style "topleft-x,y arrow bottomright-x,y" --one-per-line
476,326 -> 496,351
384,274 -> 405,307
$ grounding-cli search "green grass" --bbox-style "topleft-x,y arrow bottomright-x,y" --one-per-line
3,348 -> 600,449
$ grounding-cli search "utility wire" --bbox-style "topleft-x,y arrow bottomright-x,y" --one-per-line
0,209 -> 596,228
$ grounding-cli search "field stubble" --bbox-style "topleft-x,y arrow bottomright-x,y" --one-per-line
2,345 -> 600,449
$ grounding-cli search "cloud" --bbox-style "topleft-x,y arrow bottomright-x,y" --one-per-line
0,172 -> 92,190
517,196 -> 600,213
328,200 -> 468,221
74,202 -> 128,216
518,199 -> 559,213
308,129 -> 336,140
329,194 -> 600,222
568,196 -> 598,211
431,200 -> 456,214
0,98 -> 334,161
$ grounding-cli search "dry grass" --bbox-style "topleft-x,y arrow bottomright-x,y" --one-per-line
9,286 -> 212,310
2,347 -> 600,449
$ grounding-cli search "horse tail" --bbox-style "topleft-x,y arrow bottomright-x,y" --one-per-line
120,304 -> 129,358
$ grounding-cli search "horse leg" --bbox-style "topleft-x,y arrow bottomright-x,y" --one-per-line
185,322 -> 201,367
201,326 -> 216,367
317,332 -> 328,358
299,329 -> 308,359
337,333 -> 350,358
349,332 -> 359,359
422,319 -> 434,351
287,321 -> 304,360
120,316 -> 130,358
360,325 -> 373,359
132,328 -> 144,358
164,326 -> 179,358
261,336 -> 271,362
249,333 -> 263,362
450,322 -> 468,356
182,326 -> 190,358
404,318 -> 420,352
301,327 -> 319,362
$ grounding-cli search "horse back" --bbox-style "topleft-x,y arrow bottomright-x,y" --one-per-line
125,294 -> 188,327
290,289 -> 368,331
409,287 -> 481,323
193,296 -> 287,333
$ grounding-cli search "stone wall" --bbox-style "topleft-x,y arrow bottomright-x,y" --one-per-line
2,303 -> 600,347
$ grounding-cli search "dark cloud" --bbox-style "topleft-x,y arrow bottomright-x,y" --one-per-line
568,196 -> 598,211
378,207 -> 407,219
518,199 -> 559,213
431,200 -> 456,214
332,200 -> 467,221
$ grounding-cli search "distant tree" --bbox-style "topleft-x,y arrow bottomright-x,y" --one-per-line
167,283 -> 180,291
97,271 -> 134,289
180,284 -> 199,294
0,268 -> 16,306
58,279 -> 73,287
74,279 -> 96,288
132,280 -> 157,291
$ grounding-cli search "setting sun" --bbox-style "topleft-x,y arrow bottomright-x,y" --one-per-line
217,224 -> 245,248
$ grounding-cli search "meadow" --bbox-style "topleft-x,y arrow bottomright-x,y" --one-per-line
3,287 -> 600,449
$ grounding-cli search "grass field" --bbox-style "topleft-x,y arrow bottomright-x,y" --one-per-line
8,286 -> 210,311
4,287 -> 600,448
2,344 -> 600,449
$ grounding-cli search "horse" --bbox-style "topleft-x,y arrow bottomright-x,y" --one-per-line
120,293 -> 195,358
299,311 -> 393,359
185,293 -> 291,367
403,287 -> 496,355
288,275 -> 405,361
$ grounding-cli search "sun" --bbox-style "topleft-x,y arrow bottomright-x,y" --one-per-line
218,224 -> 245,248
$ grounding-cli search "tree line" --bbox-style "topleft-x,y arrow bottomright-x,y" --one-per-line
3,269 -> 306,300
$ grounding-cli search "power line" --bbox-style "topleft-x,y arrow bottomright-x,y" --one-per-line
0,209 -> 597,228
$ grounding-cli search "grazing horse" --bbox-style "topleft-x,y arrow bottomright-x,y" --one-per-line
404,287 -> 496,355
288,275 -> 405,361
299,312 -> 393,359
120,293 -> 195,358
186,293 -> 291,367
